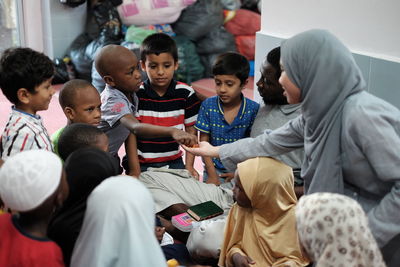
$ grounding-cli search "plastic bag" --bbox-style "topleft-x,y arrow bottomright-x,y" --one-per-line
124,25 -> 156,44
59,0 -> 86,8
235,35 -> 256,60
172,0 -> 223,41
224,9 -> 261,36
195,26 -> 236,55
173,35 -> 204,84
117,0 -> 196,26
200,53 -> 219,78
220,0 -> 241,10
68,0 -> 123,81
52,58 -> 70,84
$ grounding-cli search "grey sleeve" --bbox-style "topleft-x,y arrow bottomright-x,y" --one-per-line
220,115 -> 305,171
102,96 -> 134,127
351,106 -> 400,247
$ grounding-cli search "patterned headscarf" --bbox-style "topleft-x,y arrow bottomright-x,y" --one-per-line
296,193 -> 386,267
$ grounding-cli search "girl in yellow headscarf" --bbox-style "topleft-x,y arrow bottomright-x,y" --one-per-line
218,157 -> 309,267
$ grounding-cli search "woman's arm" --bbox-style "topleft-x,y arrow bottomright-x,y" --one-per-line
219,116 -> 305,171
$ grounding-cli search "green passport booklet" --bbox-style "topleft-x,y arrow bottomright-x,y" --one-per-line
187,201 -> 224,221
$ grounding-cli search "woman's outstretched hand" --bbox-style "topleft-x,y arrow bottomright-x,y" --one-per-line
182,141 -> 220,158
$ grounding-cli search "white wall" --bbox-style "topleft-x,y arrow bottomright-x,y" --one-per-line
42,1 -> 87,59
22,0 -> 44,52
260,0 -> 400,62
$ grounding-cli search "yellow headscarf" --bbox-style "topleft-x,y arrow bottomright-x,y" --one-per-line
218,157 -> 309,267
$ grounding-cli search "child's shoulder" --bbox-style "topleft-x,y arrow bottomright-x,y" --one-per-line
244,97 -> 260,110
175,81 -> 195,93
200,95 -> 218,106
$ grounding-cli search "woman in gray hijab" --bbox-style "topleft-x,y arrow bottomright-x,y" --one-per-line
184,29 -> 400,267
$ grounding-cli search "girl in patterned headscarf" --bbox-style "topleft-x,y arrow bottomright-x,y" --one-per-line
296,192 -> 386,267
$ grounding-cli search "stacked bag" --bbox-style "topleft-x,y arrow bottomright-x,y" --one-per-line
62,0 -> 261,84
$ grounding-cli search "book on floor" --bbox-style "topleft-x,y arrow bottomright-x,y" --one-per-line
171,212 -> 195,232
187,201 -> 224,221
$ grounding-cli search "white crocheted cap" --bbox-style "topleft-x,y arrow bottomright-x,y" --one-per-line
0,150 -> 62,212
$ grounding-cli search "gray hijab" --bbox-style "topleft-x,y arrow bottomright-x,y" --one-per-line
281,29 -> 366,193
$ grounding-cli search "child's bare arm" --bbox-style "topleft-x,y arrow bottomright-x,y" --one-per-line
120,114 -> 197,146
200,132 -> 220,185
124,133 -> 141,178
184,125 -> 199,179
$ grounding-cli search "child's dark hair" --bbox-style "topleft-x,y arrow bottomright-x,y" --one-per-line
59,79 -> 94,109
140,33 -> 178,62
58,123 -> 107,161
266,47 -> 281,80
212,52 -> 249,85
0,47 -> 54,104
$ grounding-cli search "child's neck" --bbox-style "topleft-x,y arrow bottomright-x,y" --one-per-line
117,88 -> 134,103
17,213 -> 51,238
151,85 -> 168,97
15,104 -> 37,116
221,95 -> 242,110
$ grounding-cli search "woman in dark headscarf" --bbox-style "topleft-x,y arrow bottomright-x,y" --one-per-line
184,29 -> 400,266
47,147 -> 119,266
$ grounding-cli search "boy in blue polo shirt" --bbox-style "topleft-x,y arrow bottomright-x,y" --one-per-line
195,52 -> 259,185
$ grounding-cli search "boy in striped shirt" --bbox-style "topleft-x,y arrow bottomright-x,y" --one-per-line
135,33 -> 201,177
0,48 -> 55,160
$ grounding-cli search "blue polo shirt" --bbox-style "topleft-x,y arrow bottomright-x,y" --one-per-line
194,95 -> 259,170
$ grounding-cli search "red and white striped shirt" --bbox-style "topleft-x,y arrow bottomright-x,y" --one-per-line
136,80 -> 200,164
1,108 -> 53,160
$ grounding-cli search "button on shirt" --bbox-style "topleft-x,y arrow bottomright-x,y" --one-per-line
195,95 -> 259,170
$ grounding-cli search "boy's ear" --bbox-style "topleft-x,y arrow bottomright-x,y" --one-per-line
16,88 -> 31,104
103,75 -> 115,87
64,107 -> 75,121
174,61 -> 179,71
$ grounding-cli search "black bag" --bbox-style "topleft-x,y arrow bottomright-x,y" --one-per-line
172,0 -> 224,42
173,35 -> 205,84
59,0 -> 86,8
52,58 -> 70,84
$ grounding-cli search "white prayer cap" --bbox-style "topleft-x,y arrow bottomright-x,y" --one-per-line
0,150 -> 63,212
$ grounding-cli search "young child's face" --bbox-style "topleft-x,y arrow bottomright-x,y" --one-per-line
141,53 -> 178,91
25,78 -> 55,114
108,51 -> 142,94
214,75 -> 244,105
68,86 -> 101,126
233,171 -> 252,208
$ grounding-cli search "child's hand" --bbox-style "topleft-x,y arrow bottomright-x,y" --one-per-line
155,226 -> 166,242
171,129 -> 198,147
182,141 -> 220,157
232,253 -> 255,267
220,172 -> 235,182
206,175 -> 221,186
